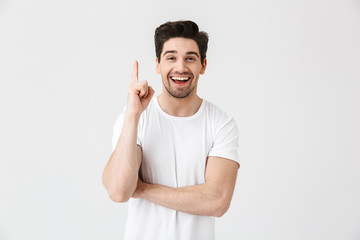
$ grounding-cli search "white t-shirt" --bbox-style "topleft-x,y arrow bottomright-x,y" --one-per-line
112,97 -> 239,240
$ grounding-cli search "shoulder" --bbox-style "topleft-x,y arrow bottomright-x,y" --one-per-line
203,99 -> 237,129
204,99 -> 240,163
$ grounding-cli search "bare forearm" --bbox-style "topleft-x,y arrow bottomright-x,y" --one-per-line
134,182 -> 228,217
103,61 -> 154,202
102,113 -> 141,202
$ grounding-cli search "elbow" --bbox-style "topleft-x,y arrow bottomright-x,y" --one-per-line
213,207 -> 228,218
212,198 -> 231,218
108,191 -> 131,203
102,174 -> 133,203
103,179 -> 132,203
106,182 -> 134,202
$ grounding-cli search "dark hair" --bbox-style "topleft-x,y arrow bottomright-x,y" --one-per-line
154,20 -> 209,64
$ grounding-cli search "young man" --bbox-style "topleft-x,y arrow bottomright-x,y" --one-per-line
102,20 -> 240,240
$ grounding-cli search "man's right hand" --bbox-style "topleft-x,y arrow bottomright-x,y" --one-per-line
127,61 -> 155,116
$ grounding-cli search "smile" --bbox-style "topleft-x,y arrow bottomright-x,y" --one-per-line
170,76 -> 191,81
169,76 -> 192,85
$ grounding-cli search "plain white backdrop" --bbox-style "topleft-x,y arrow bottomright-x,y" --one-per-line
1,0 -> 359,239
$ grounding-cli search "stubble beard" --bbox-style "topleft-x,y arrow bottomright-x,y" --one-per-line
163,77 -> 197,99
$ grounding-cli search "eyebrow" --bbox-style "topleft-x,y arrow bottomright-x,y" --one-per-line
162,50 -> 200,58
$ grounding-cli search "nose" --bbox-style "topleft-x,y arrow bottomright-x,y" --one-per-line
175,59 -> 188,73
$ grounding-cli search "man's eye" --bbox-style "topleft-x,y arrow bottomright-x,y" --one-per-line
187,57 -> 195,61
167,57 -> 175,61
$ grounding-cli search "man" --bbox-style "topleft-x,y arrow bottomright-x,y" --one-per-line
102,20 -> 240,240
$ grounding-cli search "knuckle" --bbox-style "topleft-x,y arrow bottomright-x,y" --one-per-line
128,82 -> 136,89
139,80 -> 148,86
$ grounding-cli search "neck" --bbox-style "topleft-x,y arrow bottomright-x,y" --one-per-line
157,89 -> 202,117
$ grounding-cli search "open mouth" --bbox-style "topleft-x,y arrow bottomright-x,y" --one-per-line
170,76 -> 191,84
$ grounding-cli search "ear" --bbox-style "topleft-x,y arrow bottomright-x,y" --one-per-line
156,57 -> 160,74
200,58 -> 207,74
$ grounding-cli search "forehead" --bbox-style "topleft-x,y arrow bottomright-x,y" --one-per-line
162,37 -> 199,55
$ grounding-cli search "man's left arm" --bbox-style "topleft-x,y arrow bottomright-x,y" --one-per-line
132,156 -> 239,217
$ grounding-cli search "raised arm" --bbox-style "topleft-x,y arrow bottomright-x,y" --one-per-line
102,61 -> 154,202
132,156 -> 239,217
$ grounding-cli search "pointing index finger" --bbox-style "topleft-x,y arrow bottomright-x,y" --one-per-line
132,60 -> 138,83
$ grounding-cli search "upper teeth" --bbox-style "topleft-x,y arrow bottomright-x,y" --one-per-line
172,77 -> 189,81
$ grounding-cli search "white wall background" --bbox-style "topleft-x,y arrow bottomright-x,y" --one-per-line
1,0 -> 359,239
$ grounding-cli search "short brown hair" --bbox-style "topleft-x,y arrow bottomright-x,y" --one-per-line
154,20 -> 209,64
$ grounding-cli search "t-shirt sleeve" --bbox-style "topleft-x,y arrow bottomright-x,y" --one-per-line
111,107 -> 142,152
208,117 -> 240,166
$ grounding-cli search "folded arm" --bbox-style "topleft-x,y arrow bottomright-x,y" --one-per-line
133,156 -> 239,217
102,114 -> 142,202
102,61 -> 154,203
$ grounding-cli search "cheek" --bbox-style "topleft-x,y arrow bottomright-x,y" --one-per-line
162,72 -> 169,81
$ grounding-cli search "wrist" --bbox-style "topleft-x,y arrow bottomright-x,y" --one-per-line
133,180 -> 150,199
124,110 -> 141,121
